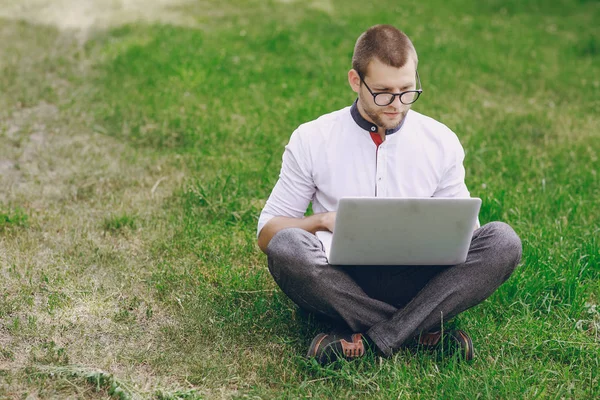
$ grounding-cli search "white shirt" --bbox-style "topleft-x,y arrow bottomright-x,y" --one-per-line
257,104 -> 472,236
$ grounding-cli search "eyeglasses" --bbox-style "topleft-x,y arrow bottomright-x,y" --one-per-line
359,71 -> 423,106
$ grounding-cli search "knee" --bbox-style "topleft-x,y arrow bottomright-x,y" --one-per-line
484,222 -> 522,258
266,228 -> 323,278
267,227 -> 321,260
481,221 -> 523,277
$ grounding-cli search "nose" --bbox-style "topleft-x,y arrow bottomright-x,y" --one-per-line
391,94 -> 403,109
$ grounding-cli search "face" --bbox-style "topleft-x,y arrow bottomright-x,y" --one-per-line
348,57 -> 417,130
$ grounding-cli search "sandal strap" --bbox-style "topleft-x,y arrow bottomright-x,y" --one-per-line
340,334 -> 365,357
450,329 -> 474,361
417,330 -> 442,346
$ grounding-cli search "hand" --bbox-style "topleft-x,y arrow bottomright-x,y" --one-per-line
320,211 -> 337,233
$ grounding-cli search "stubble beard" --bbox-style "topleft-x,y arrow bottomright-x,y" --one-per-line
361,100 -> 409,131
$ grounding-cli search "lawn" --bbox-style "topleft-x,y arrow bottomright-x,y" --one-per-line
0,0 -> 599,398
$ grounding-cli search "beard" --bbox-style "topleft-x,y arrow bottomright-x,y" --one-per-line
360,98 -> 409,130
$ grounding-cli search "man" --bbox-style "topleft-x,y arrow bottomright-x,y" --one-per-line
257,25 -> 522,364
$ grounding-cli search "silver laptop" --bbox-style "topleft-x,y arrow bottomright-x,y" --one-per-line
316,197 -> 481,265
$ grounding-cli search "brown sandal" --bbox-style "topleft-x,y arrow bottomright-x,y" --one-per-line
307,332 -> 366,365
415,329 -> 474,361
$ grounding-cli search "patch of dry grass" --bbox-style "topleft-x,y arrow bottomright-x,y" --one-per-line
0,16 -> 194,397
0,0 -> 198,39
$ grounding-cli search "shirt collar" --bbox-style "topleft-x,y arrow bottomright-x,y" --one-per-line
350,99 -> 405,136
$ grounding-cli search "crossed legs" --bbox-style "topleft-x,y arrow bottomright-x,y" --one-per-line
266,222 -> 522,356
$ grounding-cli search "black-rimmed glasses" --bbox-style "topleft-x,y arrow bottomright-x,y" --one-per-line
359,71 -> 423,106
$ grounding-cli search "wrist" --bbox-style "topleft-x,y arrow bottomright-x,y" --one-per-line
317,213 -> 328,232
305,213 -> 326,233
307,213 -> 325,233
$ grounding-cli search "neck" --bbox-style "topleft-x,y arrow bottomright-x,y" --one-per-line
356,101 -> 386,141
349,99 -> 405,138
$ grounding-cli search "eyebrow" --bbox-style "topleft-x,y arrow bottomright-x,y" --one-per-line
372,83 -> 413,91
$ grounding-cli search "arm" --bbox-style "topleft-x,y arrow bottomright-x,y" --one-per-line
257,212 -> 336,253
257,129 -> 335,253
432,146 -> 469,199
433,137 -> 480,230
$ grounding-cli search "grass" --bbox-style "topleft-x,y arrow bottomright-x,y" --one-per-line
103,214 -> 137,233
0,0 -> 599,398
0,207 -> 28,231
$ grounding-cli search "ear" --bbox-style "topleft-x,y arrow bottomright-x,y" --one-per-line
348,69 -> 361,94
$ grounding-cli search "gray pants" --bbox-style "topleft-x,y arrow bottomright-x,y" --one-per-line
266,222 -> 522,356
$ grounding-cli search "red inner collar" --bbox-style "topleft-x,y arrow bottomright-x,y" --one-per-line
370,132 -> 384,148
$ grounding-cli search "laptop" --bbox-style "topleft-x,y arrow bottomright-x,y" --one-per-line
315,197 -> 481,266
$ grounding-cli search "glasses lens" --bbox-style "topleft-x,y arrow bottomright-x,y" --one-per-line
374,93 -> 394,106
400,91 -> 419,105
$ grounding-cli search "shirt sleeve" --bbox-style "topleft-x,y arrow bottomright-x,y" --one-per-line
433,142 -> 471,198
433,142 -> 480,228
257,129 -> 316,237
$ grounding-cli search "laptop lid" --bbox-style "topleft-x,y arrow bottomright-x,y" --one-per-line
317,197 -> 481,266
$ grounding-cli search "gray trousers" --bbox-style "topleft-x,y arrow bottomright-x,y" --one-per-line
266,222 -> 522,356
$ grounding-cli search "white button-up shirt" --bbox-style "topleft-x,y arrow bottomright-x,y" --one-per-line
257,104 -> 472,236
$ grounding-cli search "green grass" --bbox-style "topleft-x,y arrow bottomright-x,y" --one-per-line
0,207 -> 28,231
103,214 -> 137,233
0,0 -> 599,398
